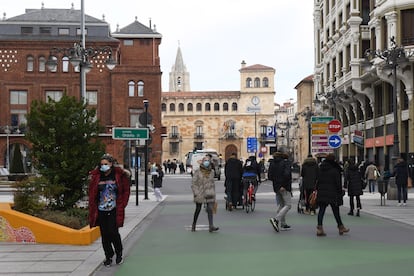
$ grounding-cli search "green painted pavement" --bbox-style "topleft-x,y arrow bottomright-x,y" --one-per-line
116,200 -> 414,276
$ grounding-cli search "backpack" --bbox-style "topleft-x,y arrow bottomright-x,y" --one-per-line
245,160 -> 253,170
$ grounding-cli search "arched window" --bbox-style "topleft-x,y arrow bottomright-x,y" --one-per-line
137,81 -> 144,96
178,103 -> 184,111
214,103 -> 219,111
232,102 -> 238,111
246,78 -> 252,88
39,56 -> 46,72
187,103 -> 193,111
48,56 -> 57,72
26,56 -> 34,72
263,77 -> 269,87
128,81 -> 135,97
205,103 -> 211,111
169,103 -> 175,112
223,102 -> 229,111
161,103 -> 166,112
62,56 -> 69,72
196,103 -> 202,111
254,77 -> 260,87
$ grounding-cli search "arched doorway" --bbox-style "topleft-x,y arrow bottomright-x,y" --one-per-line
224,144 -> 238,161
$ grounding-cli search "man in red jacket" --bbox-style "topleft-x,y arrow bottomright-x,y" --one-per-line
88,154 -> 131,267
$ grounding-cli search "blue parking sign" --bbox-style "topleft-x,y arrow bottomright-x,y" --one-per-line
266,126 -> 276,139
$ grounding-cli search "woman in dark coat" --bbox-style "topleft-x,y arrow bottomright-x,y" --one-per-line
393,158 -> 409,206
315,154 -> 349,236
224,153 -> 243,210
344,159 -> 363,216
301,155 -> 318,214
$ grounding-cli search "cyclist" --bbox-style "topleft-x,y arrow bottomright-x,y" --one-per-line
242,155 -> 261,203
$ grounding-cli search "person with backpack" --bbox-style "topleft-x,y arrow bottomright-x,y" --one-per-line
241,155 -> 261,203
268,151 -> 292,232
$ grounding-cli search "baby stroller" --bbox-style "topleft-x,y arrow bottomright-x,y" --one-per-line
297,177 -> 306,214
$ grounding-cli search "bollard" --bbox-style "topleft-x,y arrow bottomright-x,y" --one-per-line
386,177 -> 397,200
378,179 -> 388,205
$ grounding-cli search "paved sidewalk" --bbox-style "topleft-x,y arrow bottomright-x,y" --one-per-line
0,182 -> 413,275
0,190 -> 162,275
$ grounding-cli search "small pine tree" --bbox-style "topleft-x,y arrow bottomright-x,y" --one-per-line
26,94 -> 105,210
10,144 -> 25,174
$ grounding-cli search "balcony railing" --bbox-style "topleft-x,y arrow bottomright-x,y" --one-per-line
169,133 -> 180,139
194,133 -> 204,139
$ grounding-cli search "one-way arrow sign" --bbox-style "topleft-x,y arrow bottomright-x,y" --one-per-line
328,135 -> 342,148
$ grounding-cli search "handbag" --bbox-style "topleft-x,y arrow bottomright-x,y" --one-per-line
212,201 -> 218,214
309,190 -> 318,208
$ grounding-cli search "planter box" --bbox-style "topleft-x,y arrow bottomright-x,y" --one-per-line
0,203 -> 100,245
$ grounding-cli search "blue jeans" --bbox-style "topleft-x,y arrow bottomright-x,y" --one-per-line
274,190 -> 292,226
396,184 -> 408,203
368,179 -> 376,193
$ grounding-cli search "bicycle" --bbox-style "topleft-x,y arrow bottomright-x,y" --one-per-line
244,179 -> 256,213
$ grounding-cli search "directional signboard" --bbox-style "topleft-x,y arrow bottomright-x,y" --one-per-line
112,127 -> 149,140
328,134 -> 342,148
311,116 -> 334,154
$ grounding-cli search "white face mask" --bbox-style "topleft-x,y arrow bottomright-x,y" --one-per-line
100,164 -> 111,172
203,160 -> 210,167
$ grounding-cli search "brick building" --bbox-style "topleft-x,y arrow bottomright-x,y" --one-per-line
0,5 -> 162,173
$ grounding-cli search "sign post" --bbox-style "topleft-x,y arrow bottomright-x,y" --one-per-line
112,127 -> 149,206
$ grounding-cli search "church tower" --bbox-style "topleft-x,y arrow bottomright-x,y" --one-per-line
168,46 -> 190,92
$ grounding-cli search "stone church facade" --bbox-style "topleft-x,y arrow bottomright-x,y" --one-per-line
161,49 -> 276,163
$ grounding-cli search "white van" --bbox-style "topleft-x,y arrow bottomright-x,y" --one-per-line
189,149 -> 221,180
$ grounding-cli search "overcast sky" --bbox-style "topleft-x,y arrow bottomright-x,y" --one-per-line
3,0 -> 314,104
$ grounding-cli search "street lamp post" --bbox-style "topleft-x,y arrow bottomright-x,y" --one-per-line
143,100 -> 149,200
5,126 -> 10,172
301,107 -> 314,157
45,0 -> 116,100
364,36 -> 414,161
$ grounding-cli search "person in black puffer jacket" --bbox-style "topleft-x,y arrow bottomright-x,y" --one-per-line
301,155 -> 318,214
315,154 -> 349,236
393,158 -> 409,206
344,159 -> 363,216
224,152 -> 243,210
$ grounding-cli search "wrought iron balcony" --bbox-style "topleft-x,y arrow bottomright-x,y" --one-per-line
194,133 -> 204,139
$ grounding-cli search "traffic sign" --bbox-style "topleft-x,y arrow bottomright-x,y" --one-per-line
247,137 -> 257,153
265,126 -> 276,139
112,127 -> 149,140
328,135 -> 342,148
328,119 -> 342,133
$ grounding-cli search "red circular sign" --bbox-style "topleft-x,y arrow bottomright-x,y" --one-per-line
328,119 -> 342,133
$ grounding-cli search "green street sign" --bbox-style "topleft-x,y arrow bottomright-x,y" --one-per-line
112,127 -> 149,140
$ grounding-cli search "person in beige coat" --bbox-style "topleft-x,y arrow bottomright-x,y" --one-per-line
191,155 -> 219,232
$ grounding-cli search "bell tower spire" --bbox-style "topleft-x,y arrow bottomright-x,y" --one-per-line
169,42 -> 190,92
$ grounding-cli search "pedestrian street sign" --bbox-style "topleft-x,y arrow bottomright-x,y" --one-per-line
247,137 -> 257,153
112,127 -> 149,140
328,134 -> 342,148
